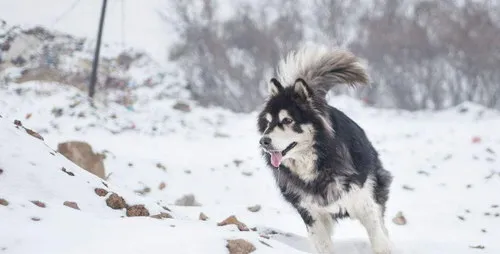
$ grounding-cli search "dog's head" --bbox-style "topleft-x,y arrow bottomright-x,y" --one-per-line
257,78 -> 332,168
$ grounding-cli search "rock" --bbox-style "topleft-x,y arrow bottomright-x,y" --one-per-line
218,215 -> 249,231
106,193 -> 127,209
95,188 -> 108,197
0,198 -> 8,206
134,186 -> 151,196
471,136 -> 482,143
226,239 -> 256,254
392,211 -> 407,225
13,119 -> 22,126
31,217 -> 41,222
156,163 -> 167,171
233,159 -> 244,167
0,168 -> 3,175
199,212 -> 209,221
158,182 -> 166,190
172,101 -> 191,112
25,128 -> 44,140
61,167 -> 75,176
174,194 -> 201,206
151,212 -> 172,219
247,205 -> 261,213
126,205 -> 150,217
57,141 -> 106,179
63,201 -> 80,210
31,200 -> 46,208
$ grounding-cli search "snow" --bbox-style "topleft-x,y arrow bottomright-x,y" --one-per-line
1,2 -> 500,253
1,81 -> 500,254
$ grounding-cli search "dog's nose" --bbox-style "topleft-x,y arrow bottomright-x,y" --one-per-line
260,136 -> 272,147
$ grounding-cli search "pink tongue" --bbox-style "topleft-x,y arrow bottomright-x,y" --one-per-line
270,152 -> 283,167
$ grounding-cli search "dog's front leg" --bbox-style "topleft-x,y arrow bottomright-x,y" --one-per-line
297,207 -> 335,254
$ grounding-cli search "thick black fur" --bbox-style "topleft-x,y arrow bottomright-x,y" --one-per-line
258,83 -> 393,226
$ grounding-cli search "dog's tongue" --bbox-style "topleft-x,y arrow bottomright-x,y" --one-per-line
270,152 -> 283,167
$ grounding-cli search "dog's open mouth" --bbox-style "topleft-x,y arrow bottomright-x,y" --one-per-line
268,142 -> 297,168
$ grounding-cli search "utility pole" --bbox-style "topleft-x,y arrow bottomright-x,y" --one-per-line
88,0 -> 108,99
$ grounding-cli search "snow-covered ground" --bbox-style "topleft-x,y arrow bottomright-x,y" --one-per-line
1,81 -> 499,254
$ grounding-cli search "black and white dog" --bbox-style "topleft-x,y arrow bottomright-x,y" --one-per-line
257,45 -> 393,254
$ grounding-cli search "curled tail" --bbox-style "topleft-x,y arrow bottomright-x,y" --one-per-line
276,44 -> 369,97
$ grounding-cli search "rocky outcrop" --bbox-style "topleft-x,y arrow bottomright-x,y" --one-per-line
57,141 -> 105,179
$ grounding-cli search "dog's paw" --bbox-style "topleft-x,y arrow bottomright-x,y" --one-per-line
371,236 -> 393,254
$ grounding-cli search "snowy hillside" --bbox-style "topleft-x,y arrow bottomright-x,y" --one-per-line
1,81 -> 500,254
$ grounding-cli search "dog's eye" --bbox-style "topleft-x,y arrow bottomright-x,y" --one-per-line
282,117 -> 293,125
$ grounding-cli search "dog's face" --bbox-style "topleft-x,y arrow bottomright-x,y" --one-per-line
257,78 -> 322,168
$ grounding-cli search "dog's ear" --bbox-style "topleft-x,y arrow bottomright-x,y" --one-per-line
268,78 -> 284,96
293,78 -> 313,100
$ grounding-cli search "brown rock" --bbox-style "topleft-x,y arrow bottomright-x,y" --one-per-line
95,188 -> 108,197
247,205 -> 261,213
126,205 -> 150,217
0,198 -> 8,206
63,201 -> 80,210
14,120 -> 22,126
392,211 -> 407,225
151,212 -> 172,219
106,193 -> 127,209
31,200 -> 46,208
199,212 -> 209,221
226,239 -> 256,254
57,141 -> 106,179
218,215 -> 249,231
158,182 -> 166,190
25,128 -> 44,140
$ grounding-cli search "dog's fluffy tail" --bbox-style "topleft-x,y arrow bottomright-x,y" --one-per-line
276,44 -> 369,97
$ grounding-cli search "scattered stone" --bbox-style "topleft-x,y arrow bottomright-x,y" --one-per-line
465,209 -> 471,213
218,215 -> 249,231
128,162 -> 134,167
25,113 -> 32,119
51,108 -> 63,117
126,205 -> 150,217
458,215 -> 466,221
102,181 -> 109,188
481,229 -> 487,233
233,159 -> 244,167
226,239 -> 256,254
469,245 -> 485,250
214,132 -> 230,138
63,201 -> 80,210
392,211 -> 407,225
259,240 -> 272,248
151,212 -> 172,219
172,101 -> 191,112
242,171 -> 253,177
492,204 -> 499,208
0,168 -> 3,175
31,217 -> 41,222
443,154 -> 453,160
471,136 -> 482,144
134,186 -> 151,196
31,200 -> 46,208
484,212 -> 491,216
417,170 -> 430,176
495,213 -> 499,217
486,148 -> 496,155
466,184 -> 473,189
106,193 -> 127,209
156,163 -> 167,171
61,167 -> 75,176
13,119 -> 22,126
402,185 -> 415,191
58,141 -> 106,179
162,206 -> 171,212
199,212 -> 209,221
158,182 -> 166,190
184,170 -> 192,174
247,205 -> 261,213
259,234 -> 270,239
25,128 -> 44,140
0,198 -> 8,206
95,188 -> 108,197
174,194 -> 201,206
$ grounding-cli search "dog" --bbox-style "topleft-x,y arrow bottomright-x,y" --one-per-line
257,45 -> 393,254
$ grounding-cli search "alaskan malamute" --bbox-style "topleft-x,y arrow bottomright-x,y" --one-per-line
257,45 -> 393,254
